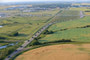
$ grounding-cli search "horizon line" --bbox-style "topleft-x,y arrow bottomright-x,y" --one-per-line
1,0 -> 90,3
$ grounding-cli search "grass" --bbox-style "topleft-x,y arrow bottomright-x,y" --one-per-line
70,7 -> 90,15
39,16 -> 90,43
51,10 -> 80,22
49,16 -> 90,31
0,6 -> 89,60
0,7 -> 61,60
8,8 -> 90,60
23,8 -> 60,15
40,28 -> 90,42
0,43 -> 9,46
70,7 -> 90,11
84,12 -> 90,15
12,41 -> 90,60
0,9 -> 60,41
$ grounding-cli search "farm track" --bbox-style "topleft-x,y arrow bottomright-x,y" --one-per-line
5,10 -> 84,60
80,11 -> 84,18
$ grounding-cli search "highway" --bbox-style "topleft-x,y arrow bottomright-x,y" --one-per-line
5,22 -> 55,60
5,11 -> 84,60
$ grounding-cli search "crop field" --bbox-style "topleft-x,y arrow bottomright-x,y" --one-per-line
0,7 -> 60,60
23,9 -> 60,15
39,16 -> 90,43
70,7 -> 90,15
0,8 -> 59,17
84,12 -> 90,15
15,44 -> 90,60
70,7 -> 90,11
0,2 -> 90,60
51,10 -> 80,22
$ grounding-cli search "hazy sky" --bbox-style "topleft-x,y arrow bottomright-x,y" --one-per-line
1,0 -> 89,2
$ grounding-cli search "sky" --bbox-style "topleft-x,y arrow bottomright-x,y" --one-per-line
0,0 -> 89,2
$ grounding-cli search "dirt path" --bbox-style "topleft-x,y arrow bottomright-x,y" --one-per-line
80,11 -> 84,18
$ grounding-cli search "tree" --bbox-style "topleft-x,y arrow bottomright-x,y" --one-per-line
30,40 -> 40,46
43,30 -> 54,34
9,32 -> 19,36
0,35 -> 7,39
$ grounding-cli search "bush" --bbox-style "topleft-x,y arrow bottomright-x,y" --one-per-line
0,35 -> 8,39
9,32 -> 19,36
44,39 -> 72,44
60,28 -> 68,31
85,11 -> 90,12
30,40 -> 41,46
43,30 -> 54,34
0,43 -> 21,60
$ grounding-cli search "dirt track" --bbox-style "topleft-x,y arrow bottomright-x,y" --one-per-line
15,44 -> 90,60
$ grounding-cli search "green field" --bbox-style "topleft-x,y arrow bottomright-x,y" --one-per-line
0,7 -> 60,60
6,3 -> 90,60
0,9 -> 60,41
70,7 -> 90,11
70,7 -> 90,15
0,3 -> 90,60
51,10 -> 80,22
39,16 -> 90,43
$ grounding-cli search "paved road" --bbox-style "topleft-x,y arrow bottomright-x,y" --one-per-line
5,11 -> 85,60
5,22 -> 55,60
5,10 -> 61,60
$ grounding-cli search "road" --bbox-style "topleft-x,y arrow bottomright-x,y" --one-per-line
5,22 -> 55,60
5,9 -> 62,60
5,11 -> 84,60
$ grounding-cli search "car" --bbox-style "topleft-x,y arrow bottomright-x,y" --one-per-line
15,50 -> 18,52
28,40 -> 30,42
18,50 -> 22,51
20,46 -> 23,48
8,56 -> 11,58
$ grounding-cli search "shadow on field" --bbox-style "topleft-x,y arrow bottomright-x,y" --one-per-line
76,25 -> 90,28
54,25 -> 90,33
43,39 -> 72,44
18,34 -> 28,37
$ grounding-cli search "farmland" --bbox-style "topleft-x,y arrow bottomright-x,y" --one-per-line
39,16 -> 90,43
37,7 -> 90,43
15,8 -> 90,60
0,8 -> 60,41
51,10 -> 80,22
70,7 -> 90,15
0,4 -> 61,60
15,44 -> 90,60
0,2 -> 90,60
70,7 -> 90,11
13,5 -> 90,60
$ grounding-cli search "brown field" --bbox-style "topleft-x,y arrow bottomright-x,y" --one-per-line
15,44 -> 90,60
85,12 -> 90,15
